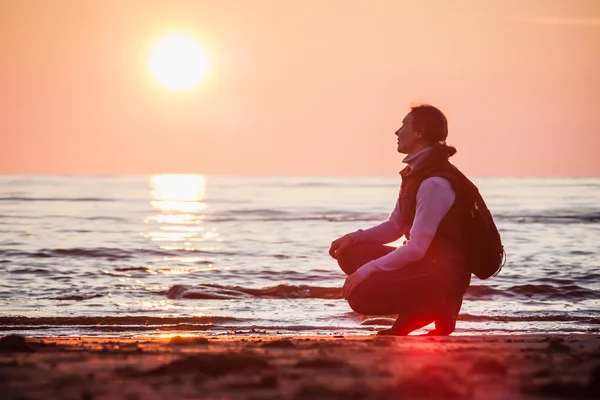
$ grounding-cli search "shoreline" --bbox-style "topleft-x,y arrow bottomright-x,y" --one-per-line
1,334 -> 599,399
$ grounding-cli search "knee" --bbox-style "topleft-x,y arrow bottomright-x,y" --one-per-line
336,243 -> 365,275
347,292 -> 369,315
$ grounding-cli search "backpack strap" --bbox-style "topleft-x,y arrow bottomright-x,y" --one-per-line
399,162 -> 460,229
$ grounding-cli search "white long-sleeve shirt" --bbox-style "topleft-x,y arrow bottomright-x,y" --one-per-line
349,147 -> 456,279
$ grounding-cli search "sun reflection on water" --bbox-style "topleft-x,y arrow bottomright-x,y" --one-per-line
151,174 -> 207,213
138,175 -> 222,314
146,174 -> 219,248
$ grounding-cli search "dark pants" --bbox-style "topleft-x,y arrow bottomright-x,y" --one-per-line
338,243 -> 460,335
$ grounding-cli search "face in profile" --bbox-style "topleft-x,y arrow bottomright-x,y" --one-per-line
395,112 -> 422,154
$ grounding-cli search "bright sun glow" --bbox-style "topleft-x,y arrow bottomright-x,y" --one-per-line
150,174 -> 207,213
149,34 -> 208,90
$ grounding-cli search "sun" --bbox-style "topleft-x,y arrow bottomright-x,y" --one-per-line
149,34 -> 208,91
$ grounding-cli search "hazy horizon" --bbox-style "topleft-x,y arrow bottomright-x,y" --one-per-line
2,173 -> 599,180
2,0 -> 599,177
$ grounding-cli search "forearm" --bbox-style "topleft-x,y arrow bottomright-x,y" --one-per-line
348,221 -> 404,245
356,177 -> 456,279
356,229 -> 434,278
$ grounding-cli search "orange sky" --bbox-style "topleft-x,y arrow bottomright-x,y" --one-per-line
1,0 -> 599,177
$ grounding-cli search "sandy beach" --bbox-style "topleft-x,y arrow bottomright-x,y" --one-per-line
1,334 -> 599,400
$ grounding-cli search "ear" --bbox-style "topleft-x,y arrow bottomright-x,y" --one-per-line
414,130 -> 425,141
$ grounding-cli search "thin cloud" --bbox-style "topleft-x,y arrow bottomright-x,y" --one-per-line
516,16 -> 600,26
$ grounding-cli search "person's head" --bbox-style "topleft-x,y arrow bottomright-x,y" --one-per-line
395,104 -> 457,157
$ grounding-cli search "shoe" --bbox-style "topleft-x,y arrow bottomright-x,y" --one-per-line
376,328 -> 408,336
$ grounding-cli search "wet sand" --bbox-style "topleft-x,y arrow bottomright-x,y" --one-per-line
1,334 -> 599,399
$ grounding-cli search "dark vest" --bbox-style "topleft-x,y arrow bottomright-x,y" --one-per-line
398,147 -> 471,298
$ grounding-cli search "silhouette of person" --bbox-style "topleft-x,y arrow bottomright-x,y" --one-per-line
329,105 -> 471,336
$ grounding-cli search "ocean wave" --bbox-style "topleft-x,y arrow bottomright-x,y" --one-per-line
0,215 -> 128,222
207,216 -> 380,223
208,209 -> 380,223
495,212 -> 600,224
50,294 -> 105,301
0,196 -> 115,202
1,315 -> 596,335
166,283 -> 342,300
9,268 -> 54,275
359,315 -> 600,325
86,216 -> 129,222
201,208 -> 600,224
458,314 -> 600,324
165,282 -> 599,302
114,266 -> 153,272
0,247 -> 228,260
220,209 -> 290,216
0,315 -> 239,327
465,284 -> 599,300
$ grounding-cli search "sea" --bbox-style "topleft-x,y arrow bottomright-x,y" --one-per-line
0,175 -> 599,337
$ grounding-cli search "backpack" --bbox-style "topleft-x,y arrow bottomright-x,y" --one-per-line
447,168 -> 505,279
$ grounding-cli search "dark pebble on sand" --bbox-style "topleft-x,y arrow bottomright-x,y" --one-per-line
149,352 -> 270,377
261,339 -> 296,349
0,335 -> 34,353
168,336 -> 210,346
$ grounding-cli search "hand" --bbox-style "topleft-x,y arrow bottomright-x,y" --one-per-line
343,271 -> 365,299
329,234 -> 353,259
